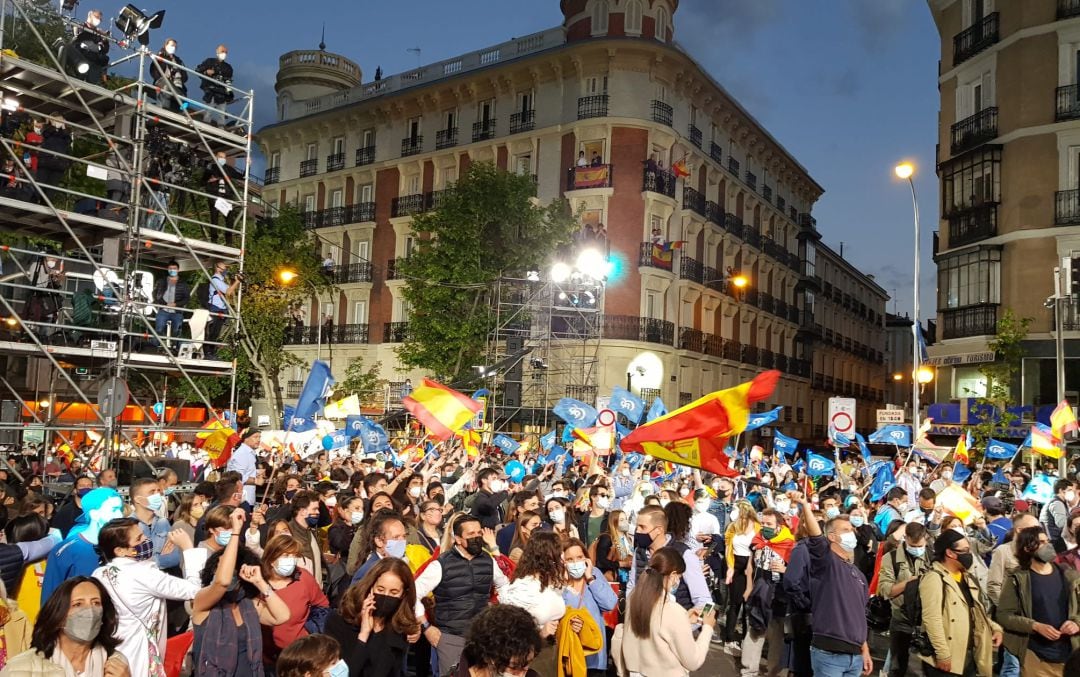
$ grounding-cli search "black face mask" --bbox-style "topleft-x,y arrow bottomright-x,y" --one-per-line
953,551 -> 974,571
633,531 -> 654,550
464,536 -> 485,557
224,578 -> 247,604
373,593 -> 403,618
284,490 -> 297,501
715,489 -> 729,500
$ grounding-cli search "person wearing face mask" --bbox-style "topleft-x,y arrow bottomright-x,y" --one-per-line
314,481 -> 339,530
202,152 -> 242,247
627,506 -> 711,614
917,528 -> 1003,677
721,500 -> 760,652
287,492 -> 327,585
328,496 -> 364,560
499,532 -> 569,673
202,259 -> 242,359
739,508 -> 795,677
543,498 -> 579,541
35,115 -> 72,201
261,534 -> 331,661
325,558 -> 420,677
610,461 -> 635,510
149,38 -> 187,113
1040,480 -> 1075,554
129,478 -> 187,571
930,467 -> 955,495
151,261 -> 189,349
592,510 -> 632,583
351,512 -> 408,584
560,538 -> 618,675
195,44 -> 235,128
413,516 -> 511,676
875,522 -> 929,677
873,487 -> 909,537
66,10 -> 110,84
51,476 -> 95,538
3,576 -> 129,677
689,489 -> 720,543
996,526 -> 1080,677
847,506 -> 877,581
471,469 -> 509,530
575,484 -> 611,549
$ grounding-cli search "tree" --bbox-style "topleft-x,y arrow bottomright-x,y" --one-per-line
397,162 -> 578,380
967,308 -> 1031,455
336,360 -> 385,410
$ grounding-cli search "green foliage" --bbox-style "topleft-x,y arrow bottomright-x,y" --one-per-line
397,163 -> 577,380
336,360 -> 385,409
967,308 -> 1032,455
6,1 -> 65,68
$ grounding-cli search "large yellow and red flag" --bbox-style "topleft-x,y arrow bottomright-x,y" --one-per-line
953,430 -> 971,464
621,370 -> 779,477
1050,400 -> 1078,443
1030,424 -> 1062,459
403,379 -> 483,441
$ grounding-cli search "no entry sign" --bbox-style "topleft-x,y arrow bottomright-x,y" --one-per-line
828,397 -> 856,435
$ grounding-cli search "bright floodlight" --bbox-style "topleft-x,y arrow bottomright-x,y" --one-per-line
278,269 -> 298,284
550,262 -> 571,283
731,275 -> 748,289
576,248 -> 607,277
916,366 -> 935,384
895,163 -> 914,180
893,373 -> 903,381
526,270 -> 540,282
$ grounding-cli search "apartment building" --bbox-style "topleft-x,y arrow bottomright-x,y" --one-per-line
927,0 -> 1080,410
254,0 -> 888,439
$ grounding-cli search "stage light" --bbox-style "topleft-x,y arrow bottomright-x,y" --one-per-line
576,247 -> 608,278
1,97 -> 19,112
583,291 -> 596,306
526,271 -> 540,282
115,5 -> 165,46
557,291 -> 567,300
550,262 -> 571,283
38,399 -> 50,409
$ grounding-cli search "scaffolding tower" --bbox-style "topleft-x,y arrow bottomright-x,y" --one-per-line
488,270 -> 604,432
0,0 -> 255,473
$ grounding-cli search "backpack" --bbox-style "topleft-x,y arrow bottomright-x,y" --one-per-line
193,278 -> 218,311
904,568 -> 947,657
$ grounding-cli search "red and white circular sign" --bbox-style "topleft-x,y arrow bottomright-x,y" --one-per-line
830,411 -> 853,434
597,409 -> 616,427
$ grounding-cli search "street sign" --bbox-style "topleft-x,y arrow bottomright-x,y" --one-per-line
828,397 -> 856,435
876,409 -> 905,425
597,409 -> 616,427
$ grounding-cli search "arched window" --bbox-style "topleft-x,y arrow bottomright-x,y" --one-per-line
592,0 -> 610,34
655,6 -> 668,41
625,0 -> 643,33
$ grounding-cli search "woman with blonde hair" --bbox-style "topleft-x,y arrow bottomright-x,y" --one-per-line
592,510 -> 632,583
723,499 -> 760,652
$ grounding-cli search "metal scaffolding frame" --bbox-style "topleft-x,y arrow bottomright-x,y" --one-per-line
0,0 -> 254,470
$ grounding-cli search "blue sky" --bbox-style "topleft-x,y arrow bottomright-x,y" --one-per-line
138,0 -> 940,319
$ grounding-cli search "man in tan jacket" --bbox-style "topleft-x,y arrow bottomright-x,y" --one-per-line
918,529 -> 1002,676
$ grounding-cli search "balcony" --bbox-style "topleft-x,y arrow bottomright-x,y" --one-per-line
679,255 -> 704,284
392,193 -> 426,217
1056,85 -> 1080,121
638,241 -> 673,272
332,262 -> 373,284
385,258 -> 406,280
565,385 -> 598,403
347,201 -> 375,223
745,171 -> 757,191
947,203 -> 998,247
703,333 -> 725,358
1061,0 -> 1080,19
383,321 -> 410,343
299,159 -> 318,178
762,185 -> 772,203
1056,189 -> 1080,226
472,119 -> 497,142
401,136 -> 424,157
722,212 -> 744,238
705,200 -> 722,224
577,95 -> 609,119
942,304 -> 998,339
264,167 -> 280,185
510,110 -> 535,134
742,345 -> 760,366
436,128 -> 459,150
566,164 -> 613,190
1056,296 -> 1080,330
777,196 -> 786,211
688,124 -> 702,148
950,107 -> 998,154
710,142 -> 723,165
602,315 -> 674,346
355,145 -> 375,166
651,100 -> 673,126
758,292 -> 775,315
682,186 -> 706,216
953,12 -> 999,66
326,152 -> 345,172
330,323 -> 371,344
285,327 -> 321,346
321,206 -> 346,227
286,380 -> 303,397
723,340 -> 741,362
643,167 -> 676,198
727,157 -> 740,176
679,328 -> 704,352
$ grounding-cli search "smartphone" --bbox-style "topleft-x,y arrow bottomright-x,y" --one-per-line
701,603 -> 714,615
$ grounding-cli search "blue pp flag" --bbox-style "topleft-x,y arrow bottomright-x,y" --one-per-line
294,360 -> 335,422
984,438 -> 1018,460
625,452 -> 646,470
869,463 -> 897,501
493,434 -> 520,455
869,425 -> 912,447
1022,473 -> 1055,504
792,459 -> 806,474
282,405 -> 316,433
344,415 -> 366,439
322,430 -> 350,451
646,397 -> 667,423
991,467 -> 1010,485
562,426 -> 577,444
615,421 -> 632,441
828,426 -> 852,448
806,452 -> 835,477
611,386 -> 646,424
553,398 -> 598,427
359,420 -> 390,454
540,430 -> 556,451
952,461 -> 972,483
773,431 -> 799,456
746,406 -> 783,431
854,432 -> 872,463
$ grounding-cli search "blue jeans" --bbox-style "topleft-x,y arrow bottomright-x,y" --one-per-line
155,309 -> 183,346
999,649 -> 1019,677
810,647 -> 863,677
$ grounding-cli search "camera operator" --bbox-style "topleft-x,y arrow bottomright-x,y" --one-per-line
68,10 -> 110,84
25,253 -> 65,341
203,151 -> 241,247
37,116 -> 72,201
150,38 -> 187,113
195,44 -> 234,128
203,260 -> 242,360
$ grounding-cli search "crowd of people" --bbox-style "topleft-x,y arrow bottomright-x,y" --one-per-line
0,430 -> 1078,677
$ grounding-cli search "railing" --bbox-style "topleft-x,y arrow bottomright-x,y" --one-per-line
947,203 -> 998,247
286,380 -> 303,397
950,107 -> 998,154
762,185 -> 772,203
723,212 -> 744,238
710,142 -> 723,165
401,136 -> 424,157
385,258 -> 406,280
264,167 -> 280,184
703,333 -> 725,358
758,292 -> 776,315
682,186 -> 706,216
643,167 -> 676,198
760,349 -> 775,369
566,164 -> 613,190
705,200 -> 722,224
355,145 -> 375,166
299,159 -> 318,178
436,128 -> 459,149
429,190 -> 447,210
565,385 -> 598,403
321,206 -> 346,227
472,119 -> 497,142
602,315 -> 674,346
745,171 -> 757,191
742,345 -> 760,366
578,95 -> 609,119
953,12 -> 999,66
1056,296 -> 1080,330
1056,85 -> 1080,121
510,110 -> 535,134
638,241 -> 673,272
777,196 -> 786,211
383,321 -> 410,343
1061,0 -> 1080,19
326,152 -> 345,172
679,328 -> 704,352
743,227 -> 761,249
392,193 -> 426,217
727,157 -> 740,176
331,323 -> 370,344
651,100 -> 673,126
332,262 -> 373,284
688,124 -> 702,148
942,304 -> 998,339
679,255 -> 704,283
723,340 -> 741,362
1056,189 -> 1080,225
348,202 -> 376,223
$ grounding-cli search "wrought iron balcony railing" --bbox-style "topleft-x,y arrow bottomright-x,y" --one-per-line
942,304 -> 998,339
682,186 -> 706,216
435,128 -> 458,150
326,153 -> 345,172
688,124 -> 702,148
577,95 -> 609,119
355,145 -> 375,166
651,100 -> 673,126
472,119 -> 497,142
601,315 -> 674,346
299,159 -> 317,178
510,110 -> 535,134
264,167 -> 280,184
953,12 -> 999,66
950,107 -> 998,154
401,136 -> 424,157
643,167 -> 676,198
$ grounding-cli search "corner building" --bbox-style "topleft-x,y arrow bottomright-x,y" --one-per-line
255,0 -> 888,440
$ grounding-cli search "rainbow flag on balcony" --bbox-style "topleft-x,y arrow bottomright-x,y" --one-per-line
650,240 -> 685,269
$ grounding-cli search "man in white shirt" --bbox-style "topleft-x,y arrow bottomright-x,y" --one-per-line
691,489 -> 721,542
226,428 -> 259,507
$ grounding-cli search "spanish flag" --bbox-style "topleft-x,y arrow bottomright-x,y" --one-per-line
458,429 -> 482,458
621,370 -> 779,476
954,430 -> 971,464
672,158 -> 690,178
1030,424 -> 1062,459
403,379 -> 483,441
1050,400 -> 1078,443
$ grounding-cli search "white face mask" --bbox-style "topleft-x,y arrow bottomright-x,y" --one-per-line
324,496 -> 337,508
164,44 -> 176,55
774,499 -> 791,514
216,157 -> 226,166
1066,490 -> 1077,503
217,52 -> 227,61
678,487 -> 690,497
659,499 -> 670,508
549,510 -> 565,524
89,16 -> 100,27
729,508 -> 741,522
694,500 -> 710,514
409,486 -> 423,498
595,497 -> 610,510
350,511 -> 364,525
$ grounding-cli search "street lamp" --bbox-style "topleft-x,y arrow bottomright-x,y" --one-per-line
278,269 -> 322,362
894,161 -> 922,437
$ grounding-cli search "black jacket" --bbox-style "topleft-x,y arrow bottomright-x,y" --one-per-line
203,161 -> 242,197
195,58 -> 234,100
470,489 -> 506,529
153,278 -> 191,308
576,510 -> 609,547
38,126 -> 72,172
150,52 -> 187,92
324,611 -> 408,677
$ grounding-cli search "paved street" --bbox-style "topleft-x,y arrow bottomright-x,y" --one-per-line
690,631 -> 920,676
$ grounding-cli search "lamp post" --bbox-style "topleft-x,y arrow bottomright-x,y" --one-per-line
895,162 -> 922,437
278,270 -> 322,362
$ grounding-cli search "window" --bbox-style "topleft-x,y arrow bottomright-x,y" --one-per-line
330,189 -> 343,208
322,302 -> 333,319
442,166 -> 457,186
305,143 -> 317,161
405,235 -> 417,257
591,0 -> 609,33
356,240 -> 369,262
646,291 -> 660,319
444,110 -> 456,130
332,137 -> 345,155
405,175 -> 420,195
395,299 -> 411,322
407,117 -> 421,140
801,241 -> 817,278
361,128 -> 376,148
953,365 -> 988,398
625,0 -> 643,33
515,154 -> 531,175
655,6 -> 669,40
279,100 -> 288,120
269,151 -> 280,169
518,91 -> 533,113
303,194 -> 315,213
938,247 -> 1000,309
585,76 -> 608,95
940,147 -> 1001,214
478,99 -> 495,122
956,71 -> 993,119
354,301 -> 368,324
655,84 -> 667,103
358,183 -> 373,203
690,106 -> 698,126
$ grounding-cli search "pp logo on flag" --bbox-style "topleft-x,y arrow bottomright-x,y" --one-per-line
750,416 -> 766,427
366,431 -> 379,446
989,444 -> 1005,455
809,457 -> 828,472
890,431 -> 905,440
350,420 -> 363,432
289,417 -> 307,428
618,397 -> 637,412
568,405 -> 586,420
